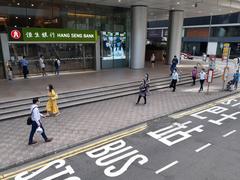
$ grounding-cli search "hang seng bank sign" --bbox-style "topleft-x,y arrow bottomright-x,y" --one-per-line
8,28 -> 98,43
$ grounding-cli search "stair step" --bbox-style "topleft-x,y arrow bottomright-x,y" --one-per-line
0,74 -> 221,121
0,75 -> 196,110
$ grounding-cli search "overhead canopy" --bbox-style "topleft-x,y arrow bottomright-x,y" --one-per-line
68,0 -> 240,20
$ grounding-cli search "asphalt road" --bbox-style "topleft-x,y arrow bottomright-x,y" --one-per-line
3,94 -> 240,180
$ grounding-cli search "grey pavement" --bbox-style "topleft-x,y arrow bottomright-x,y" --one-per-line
0,73 -> 237,171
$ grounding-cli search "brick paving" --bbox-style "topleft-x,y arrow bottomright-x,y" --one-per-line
0,59 -> 236,170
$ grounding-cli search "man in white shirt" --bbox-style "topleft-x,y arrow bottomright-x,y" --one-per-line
170,69 -> 179,92
199,69 -> 206,92
39,55 -> 46,76
29,97 -> 53,145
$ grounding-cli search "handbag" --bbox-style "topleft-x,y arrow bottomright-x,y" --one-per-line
36,127 -> 43,134
27,107 -> 37,125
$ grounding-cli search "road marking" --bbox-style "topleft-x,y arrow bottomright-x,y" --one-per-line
222,130 -> 237,138
169,93 -> 240,119
155,161 -> 179,174
195,143 -> 212,153
1,124 -> 147,180
169,103 -> 215,119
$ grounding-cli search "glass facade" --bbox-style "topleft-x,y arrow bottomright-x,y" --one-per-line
211,26 -> 240,37
0,0 -> 131,78
148,12 -> 240,59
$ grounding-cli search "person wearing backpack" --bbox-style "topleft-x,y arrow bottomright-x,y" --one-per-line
233,70 -> 239,90
46,84 -> 60,116
54,57 -> 60,76
19,56 -> 29,79
136,79 -> 147,105
28,97 -> 53,145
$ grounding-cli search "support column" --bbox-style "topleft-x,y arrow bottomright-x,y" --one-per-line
167,10 -> 184,64
95,38 -> 101,71
0,33 -> 10,78
131,5 -> 147,69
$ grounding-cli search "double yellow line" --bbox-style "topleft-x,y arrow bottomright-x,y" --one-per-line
169,93 -> 240,119
1,124 -> 147,180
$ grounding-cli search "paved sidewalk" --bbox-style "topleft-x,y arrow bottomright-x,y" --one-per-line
0,75 -> 237,170
0,60 -> 207,102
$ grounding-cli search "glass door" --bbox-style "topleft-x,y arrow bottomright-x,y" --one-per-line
8,43 -> 96,76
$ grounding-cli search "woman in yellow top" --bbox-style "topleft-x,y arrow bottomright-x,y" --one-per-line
46,84 -> 60,116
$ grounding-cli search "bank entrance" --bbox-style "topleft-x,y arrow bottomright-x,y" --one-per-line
1,28 -> 99,78
9,43 -> 96,76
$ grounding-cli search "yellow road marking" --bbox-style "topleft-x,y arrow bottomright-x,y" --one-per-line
1,124 -> 147,180
169,93 -> 240,119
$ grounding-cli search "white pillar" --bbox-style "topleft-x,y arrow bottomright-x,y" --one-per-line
131,5 -> 147,69
167,10 -> 184,64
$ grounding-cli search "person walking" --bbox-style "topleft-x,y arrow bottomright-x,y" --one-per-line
39,55 -> 47,76
170,69 -> 179,92
54,57 -> 60,76
233,70 -> 239,90
170,55 -> 179,75
29,97 -> 53,145
199,69 -> 206,92
144,73 -> 150,95
191,66 -> 198,86
19,56 -> 29,79
7,64 -> 13,80
150,53 -> 156,68
46,84 -> 60,116
136,79 -> 147,105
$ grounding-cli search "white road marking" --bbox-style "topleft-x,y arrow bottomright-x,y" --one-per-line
222,130 -> 237,138
195,143 -> 212,153
155,161 -> 179,174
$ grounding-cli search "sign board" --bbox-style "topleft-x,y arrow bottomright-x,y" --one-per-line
8,28 -> 98,43
207,69 -> 214,83
207,42 -> 218,55
222,43 -> 230,61
222,66 -> 229,81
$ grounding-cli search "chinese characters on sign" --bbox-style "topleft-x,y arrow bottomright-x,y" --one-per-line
9,28 -> 97,43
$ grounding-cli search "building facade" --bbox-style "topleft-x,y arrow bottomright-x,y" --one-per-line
148,12 -> 240,59
0,0 -> 131,79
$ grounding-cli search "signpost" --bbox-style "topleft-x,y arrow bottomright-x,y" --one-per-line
222,43 -> 230,61
207,68 -> 214,94
222,43 -> 231,90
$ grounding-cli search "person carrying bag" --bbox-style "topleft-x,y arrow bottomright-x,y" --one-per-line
28,97 -> 53,145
